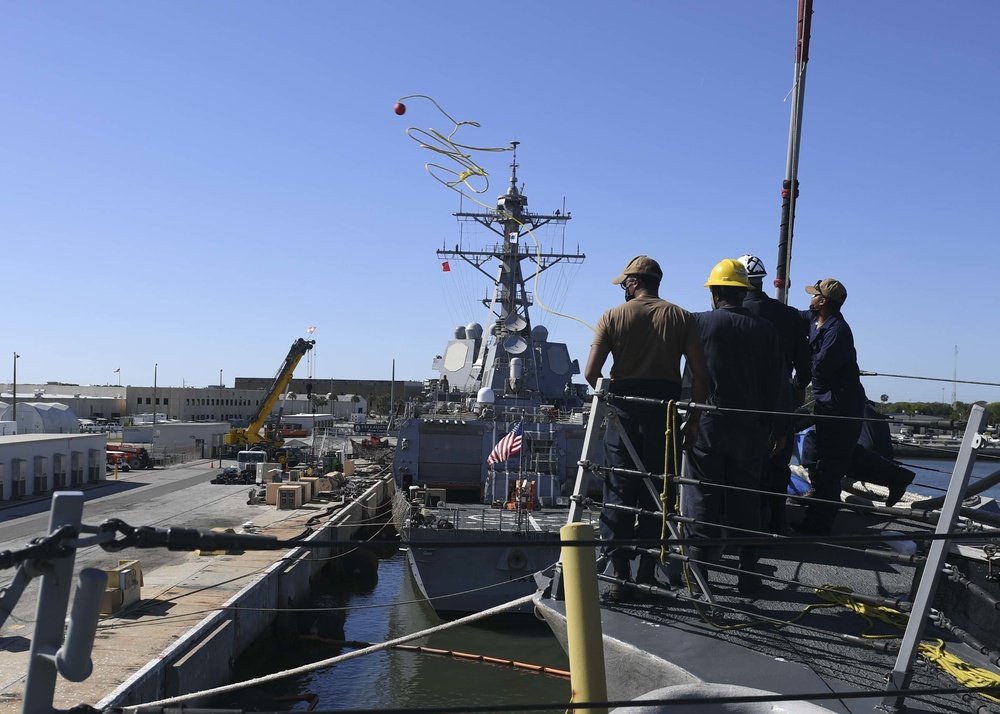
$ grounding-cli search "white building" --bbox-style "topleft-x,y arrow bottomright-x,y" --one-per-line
0,433 -> 106,501
123,421 -> 230,460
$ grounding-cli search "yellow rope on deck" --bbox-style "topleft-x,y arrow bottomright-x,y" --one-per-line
816,585 -> 1000,703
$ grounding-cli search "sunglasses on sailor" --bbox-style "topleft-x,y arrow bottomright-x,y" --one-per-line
811,281 -> 827,299
622,276 -> 638,290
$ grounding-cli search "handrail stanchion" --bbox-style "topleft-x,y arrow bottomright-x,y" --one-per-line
560,522 -> 608,714
879,403 -> 987,712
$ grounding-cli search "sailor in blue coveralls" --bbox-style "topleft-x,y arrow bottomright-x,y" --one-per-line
683,259 -> 784,593
738,254 -> 812,534
794,277 -> 865,535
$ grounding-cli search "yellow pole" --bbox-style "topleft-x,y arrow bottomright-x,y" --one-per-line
114,463 -> 118,480
560,522 -> 608,714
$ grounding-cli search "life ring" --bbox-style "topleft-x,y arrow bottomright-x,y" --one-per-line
507,549 -> 528,571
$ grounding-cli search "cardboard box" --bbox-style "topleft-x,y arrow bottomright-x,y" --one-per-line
300,476 -> 320,499
278,484 -> 303,510
101,559 -> 143,615
265,482 -> 283,505
309,476 -> 334,494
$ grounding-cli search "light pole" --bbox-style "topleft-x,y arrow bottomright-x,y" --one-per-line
12,352 -> 19,425
153,363 -> 158,426
219,368 -> 224,461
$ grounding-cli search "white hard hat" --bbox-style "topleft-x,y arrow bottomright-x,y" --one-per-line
738,254 -> 767,279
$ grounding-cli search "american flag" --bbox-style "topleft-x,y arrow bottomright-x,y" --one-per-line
487,421 -> 523,466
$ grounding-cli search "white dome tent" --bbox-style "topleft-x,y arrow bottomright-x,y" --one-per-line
0,402 -> 80,434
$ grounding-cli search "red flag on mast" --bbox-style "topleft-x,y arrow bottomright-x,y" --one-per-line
442,261 -> 451,272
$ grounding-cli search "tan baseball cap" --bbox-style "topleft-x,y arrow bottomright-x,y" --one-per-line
612,255 -> 663,285
805,278 -> 847,304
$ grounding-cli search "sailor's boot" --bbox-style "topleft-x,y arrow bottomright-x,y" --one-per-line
885,466 -> 916,508
610,555 -> 632,601
737,547 -> 762,594
636,554 -> 658,586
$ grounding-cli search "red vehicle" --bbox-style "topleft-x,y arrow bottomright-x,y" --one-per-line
107,444 -> 153,469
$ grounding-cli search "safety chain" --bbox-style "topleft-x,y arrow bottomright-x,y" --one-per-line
1,518 -> 286,571
0,524 -> 79,570
95,518 -> 145,552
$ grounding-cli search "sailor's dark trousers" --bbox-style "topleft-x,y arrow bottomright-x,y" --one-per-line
683,412 -> 769,544
805,400 -> 863,530
599,379 -> 680,558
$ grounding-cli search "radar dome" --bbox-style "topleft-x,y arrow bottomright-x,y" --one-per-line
531,325 -> 549,341
454,325 -> 467,339
465,323 -> 484,339
476,388 -> 495,404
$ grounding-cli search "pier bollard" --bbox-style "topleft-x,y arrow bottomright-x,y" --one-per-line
560,522 -> 608,714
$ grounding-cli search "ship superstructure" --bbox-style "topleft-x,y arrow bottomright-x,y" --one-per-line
393,143 -> 593,507
390,145 -> 601,615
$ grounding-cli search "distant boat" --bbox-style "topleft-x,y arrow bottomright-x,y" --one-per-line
892,439 -> 1000,459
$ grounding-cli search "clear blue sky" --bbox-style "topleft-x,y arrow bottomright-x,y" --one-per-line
3,2 -> 998,405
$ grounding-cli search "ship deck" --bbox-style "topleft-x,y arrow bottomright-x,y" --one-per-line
534,501 -> 1000,714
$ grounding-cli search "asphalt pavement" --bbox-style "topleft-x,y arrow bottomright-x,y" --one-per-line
0,459 -> 322,713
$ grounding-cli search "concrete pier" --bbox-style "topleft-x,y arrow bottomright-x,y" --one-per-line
0,460 -> 395,713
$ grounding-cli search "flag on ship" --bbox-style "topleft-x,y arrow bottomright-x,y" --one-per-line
487,421 -> 523,466
442,261 -> 451,272
306,326 -> 316,334
114,367 -> 120,373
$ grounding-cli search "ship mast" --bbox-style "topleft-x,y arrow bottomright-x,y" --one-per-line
438,142 -> 582,395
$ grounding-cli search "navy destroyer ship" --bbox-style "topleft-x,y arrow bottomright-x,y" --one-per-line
391,143 -> 601,615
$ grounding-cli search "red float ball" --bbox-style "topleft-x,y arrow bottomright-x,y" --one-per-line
393,102 -> 406,116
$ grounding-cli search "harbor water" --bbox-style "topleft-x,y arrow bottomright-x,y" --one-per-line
894,455 -> 1000,501
227,552 -> 571,713
220,455 -> 999,713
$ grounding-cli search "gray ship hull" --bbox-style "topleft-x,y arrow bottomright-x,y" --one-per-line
397,492 -> 601,616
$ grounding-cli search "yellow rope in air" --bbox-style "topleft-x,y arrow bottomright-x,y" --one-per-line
397,94 -> 595,332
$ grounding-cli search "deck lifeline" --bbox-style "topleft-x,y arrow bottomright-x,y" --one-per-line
0,462 -> 393,713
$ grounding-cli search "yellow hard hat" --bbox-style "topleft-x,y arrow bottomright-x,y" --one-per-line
704,258 -> 752,289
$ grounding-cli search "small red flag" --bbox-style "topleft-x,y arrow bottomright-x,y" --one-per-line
442,261 -> 451,272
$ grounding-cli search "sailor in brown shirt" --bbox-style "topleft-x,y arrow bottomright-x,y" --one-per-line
586,255 -> 708,596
